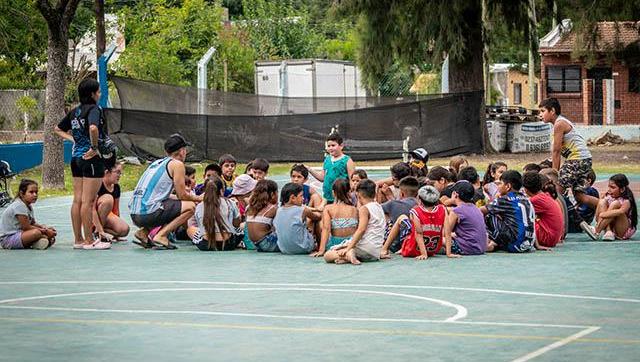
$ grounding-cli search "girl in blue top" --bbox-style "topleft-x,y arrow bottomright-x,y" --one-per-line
311,178 -> 358,257
307,133 -> 355,203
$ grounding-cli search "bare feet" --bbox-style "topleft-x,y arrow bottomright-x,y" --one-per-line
347,249 -> 361,265
380,250 -> 391,259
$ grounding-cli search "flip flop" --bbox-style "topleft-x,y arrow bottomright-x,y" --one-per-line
132,239 -> 152,249
151,240 -> 178,250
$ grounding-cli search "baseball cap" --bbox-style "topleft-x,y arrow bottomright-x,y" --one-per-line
231,174 -> 258,196
452,180 -> 475,203
417,185 -> 440,205
164,134 -> 192,153
410,148 -> 429,162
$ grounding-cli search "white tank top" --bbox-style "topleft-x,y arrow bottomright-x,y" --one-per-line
558,116 -> 591,160
357,202 -> 386,255
129,157 -> 175,215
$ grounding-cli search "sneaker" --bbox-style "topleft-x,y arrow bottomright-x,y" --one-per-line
31,238 -> 51,250
114,236 -> 128,242
82,240 -> 111,250
73,243 -> 85,250
580,221 -> 600,240
603,231 -> 616,241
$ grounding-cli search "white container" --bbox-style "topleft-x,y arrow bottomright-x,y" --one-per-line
486,120 -> 507,152
507,122 -> 552,153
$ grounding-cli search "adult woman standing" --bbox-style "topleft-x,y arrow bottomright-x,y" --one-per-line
54,78 -> 111,250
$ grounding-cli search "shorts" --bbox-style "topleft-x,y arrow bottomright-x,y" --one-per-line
193,231 -> 243,251
131,199 -> 182,229
327,235 -> 350,251
450,238 -> 463,254
385,218 -> 413,253
0,232 -> 24,249
619,227 -> 636,240
485,214 -> 533,252
559,158 -> 592,193
332,239 -> 379,262
255,232 -> 279,252
70,156 -> 105,178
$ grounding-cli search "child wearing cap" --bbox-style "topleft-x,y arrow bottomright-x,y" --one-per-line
219,154 -> 238,197
443,181 -> 487,257
229,174 -> 257,219
381,185 -> 446,260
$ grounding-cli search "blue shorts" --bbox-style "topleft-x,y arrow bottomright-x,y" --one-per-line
255,232 -> 279,253
385,218 -> 413,253
327,235 -> 350,251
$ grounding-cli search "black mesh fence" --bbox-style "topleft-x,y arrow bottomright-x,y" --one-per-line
106,77 -> 483,162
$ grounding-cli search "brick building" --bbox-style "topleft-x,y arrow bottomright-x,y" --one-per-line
539,20 -> 640,125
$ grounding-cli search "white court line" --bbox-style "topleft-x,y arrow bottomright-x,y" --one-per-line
0,287 -> 467,322
1,281 -> 637,303
511,326 -> 601,362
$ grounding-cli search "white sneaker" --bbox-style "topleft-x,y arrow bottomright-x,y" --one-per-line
580,221 -> 599,240
603,231 -> 616,241
31,238 -> 50,250
82,240 -> 111,250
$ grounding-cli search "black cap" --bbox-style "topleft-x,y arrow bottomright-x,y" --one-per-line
452,180 -> 475,203
164,134 -> 191,153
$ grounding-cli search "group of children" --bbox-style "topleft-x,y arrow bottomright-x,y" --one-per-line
1,132 -> 637,261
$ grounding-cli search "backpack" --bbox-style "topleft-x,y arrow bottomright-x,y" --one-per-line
77,104 -> 117,158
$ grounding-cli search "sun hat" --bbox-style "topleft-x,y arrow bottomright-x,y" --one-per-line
231,174 -> 257,196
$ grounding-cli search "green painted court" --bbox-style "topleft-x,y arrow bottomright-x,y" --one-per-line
0,174 -> 638,361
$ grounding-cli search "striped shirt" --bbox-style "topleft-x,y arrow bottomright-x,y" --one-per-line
129,157 -> 175,215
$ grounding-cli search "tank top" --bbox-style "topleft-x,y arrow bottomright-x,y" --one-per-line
322,154 -> 350,202
409,204 -> 446,254
273,205 -> 315,254
356,202 -> 386,256
98,182 -> 121,216
558,116 -> 591,160
129,157 -> 174,215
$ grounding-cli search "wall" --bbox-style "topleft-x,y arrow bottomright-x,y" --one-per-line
507,70 -> 538,108
540,54 -> 584,123
0,141 -> 72,173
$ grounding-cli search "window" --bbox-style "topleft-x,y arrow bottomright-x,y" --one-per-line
546,66 -> 581,93
630,67 -> 640,93
514,83 -> 522,105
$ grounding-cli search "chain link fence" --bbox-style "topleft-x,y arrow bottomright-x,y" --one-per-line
0,90 -> 45,143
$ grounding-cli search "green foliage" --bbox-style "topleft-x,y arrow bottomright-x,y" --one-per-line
211,27 -> 257,92
319,28 -> 357,61
15,95 -> 44,130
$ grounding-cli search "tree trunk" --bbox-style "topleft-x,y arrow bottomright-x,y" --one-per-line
41,32 -> 67,189
95,0 -> 105,60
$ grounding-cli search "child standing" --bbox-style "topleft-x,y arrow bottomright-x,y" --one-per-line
482,170 -> 536,253
274,183 -> 321,254
307,133 -> 355,204
523,172 -> 563,248
381,185 -> 445,260
592,174 -> 637,241
324,179 -> 385,264
246,180 -> 279,252
0,179 -> 56,250
482,161 -> 508,202
311,178 -> 358,256
443,181 -> 487,257
219,154 -> 238,197
189,176 -> 242,251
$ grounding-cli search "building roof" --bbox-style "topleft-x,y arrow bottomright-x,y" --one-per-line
540,19 -> 640,54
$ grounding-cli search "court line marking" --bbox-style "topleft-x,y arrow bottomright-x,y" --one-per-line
512,326 -> 601,362
1,281 -> 637,303
0,287 -> 467,322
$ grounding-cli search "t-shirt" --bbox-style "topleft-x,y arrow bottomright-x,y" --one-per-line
194,183 -> 205,196
322,154 -> 350,202
222,174 -> 237,197
441,184 -> 455,198
193,198 -> 240,239
0,198 -> 34,238
472,187 -> 487,207
98,183 -> 121,216
382,198 -> 417,224
486,191 -> 535,253
452,203 -> 486,255
530,192 -> 564,247
57,104 -> 102,158
577,186 -> 599,223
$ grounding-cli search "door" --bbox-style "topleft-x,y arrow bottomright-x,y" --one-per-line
586,67 -> 612,125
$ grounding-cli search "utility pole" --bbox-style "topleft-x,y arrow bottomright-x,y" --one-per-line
552,0 -> 558,29
528,0 -> 538,109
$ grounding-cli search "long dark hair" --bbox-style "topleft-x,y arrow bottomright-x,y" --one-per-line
202,176 -> 226,250
332,178 -> 352,205
248,180 -> 278,216
482,161 -> 507,186
610,174 -> 637,229
17,179 -> 38,202
78,78 -> 99,104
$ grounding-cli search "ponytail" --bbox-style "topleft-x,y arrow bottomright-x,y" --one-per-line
202,176 -> 226,250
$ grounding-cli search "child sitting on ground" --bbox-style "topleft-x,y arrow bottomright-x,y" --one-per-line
380,185 -> 445,260
188,176 -> 242,251
324,179 -> 385,264
245,180 -> 279,252
229,174 -> 257,219
427,166 -> 455,206
483,161 -> 508,202
311,178 -> 358,256
481,170 -> 536,253
591,174 -> 637,241
219,154 -> 238,197
379,176 -> 420,253
443,181 -> 487,257
577,169 -> 599,225
93,162 -> 129,242
350,169 -> 368,206
185,165 -> 197,195
448,156 -> 468,181
307,133 -> 355,204
194,163 -> 222,196
274,183 -> 321,254
523,171 -> 563,248
377,162 -> 411,203
290,164 -> 323,209
250,158 -> 270,181
457,166 -> 487,207
0,179 -> 56,250
540,168 -> 574,236
408,148 -> 429,180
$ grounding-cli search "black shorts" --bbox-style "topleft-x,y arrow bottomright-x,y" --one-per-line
130,199 -> 182,229
70,157 -> 105,178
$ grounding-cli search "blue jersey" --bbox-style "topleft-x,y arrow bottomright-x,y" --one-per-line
486,191 -> 535,252
129,157 -> 175,215
57,104 -> 102,158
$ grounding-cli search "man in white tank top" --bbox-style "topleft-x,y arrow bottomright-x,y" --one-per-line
539,98 -> 599,239
129,134 -> 203,248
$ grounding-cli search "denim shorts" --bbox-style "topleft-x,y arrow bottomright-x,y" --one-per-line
255,232 -> 279,252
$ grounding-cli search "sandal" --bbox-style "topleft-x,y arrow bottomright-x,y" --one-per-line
151,239 -> 178,250
132,239 -> 153,249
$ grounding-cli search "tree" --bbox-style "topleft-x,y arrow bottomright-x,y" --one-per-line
36,0 -> 83,189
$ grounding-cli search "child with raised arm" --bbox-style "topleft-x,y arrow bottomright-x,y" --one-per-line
523,171 -> 563,248
307,133 -> 355,204
591,174 -> 637,241
274,183 -> 321,254
311,178 -> 358,257
443,181 -> 487,257
381,185 -> 445,260
324,179 -> 385,264
0,179 -> 56,250
377,162 -> 411,203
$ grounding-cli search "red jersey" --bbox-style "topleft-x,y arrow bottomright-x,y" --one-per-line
530,192 -> 563,247
401,204 -> 446,257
